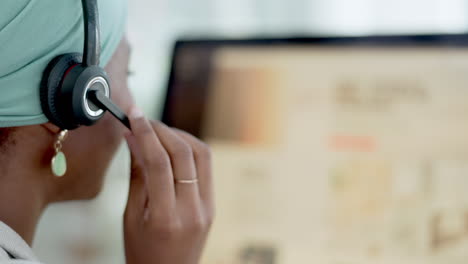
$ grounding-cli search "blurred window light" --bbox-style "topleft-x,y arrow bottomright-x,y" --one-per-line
166,0 -> 468,35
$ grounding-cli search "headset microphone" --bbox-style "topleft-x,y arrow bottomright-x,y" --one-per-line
88,90 -> 130,128
40,0 -> 130,130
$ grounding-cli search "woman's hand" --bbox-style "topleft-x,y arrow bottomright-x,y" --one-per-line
123,107 -> 214,264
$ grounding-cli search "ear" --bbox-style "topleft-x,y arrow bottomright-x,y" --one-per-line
41,122 -> 61,135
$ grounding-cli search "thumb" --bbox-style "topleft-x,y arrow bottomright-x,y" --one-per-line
124,133 -> 147,220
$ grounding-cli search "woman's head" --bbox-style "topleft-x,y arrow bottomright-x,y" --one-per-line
0,0 -> 131,202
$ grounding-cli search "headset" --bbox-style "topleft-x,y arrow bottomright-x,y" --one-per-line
40,0 -> 130,130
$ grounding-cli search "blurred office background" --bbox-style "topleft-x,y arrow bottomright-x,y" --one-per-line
128,0 -> 468,117
33,0 -> 468,264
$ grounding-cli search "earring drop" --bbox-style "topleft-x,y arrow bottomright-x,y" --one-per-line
51,130 -> 68,177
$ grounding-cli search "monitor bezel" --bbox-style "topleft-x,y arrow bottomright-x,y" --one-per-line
161,34 -> 468,134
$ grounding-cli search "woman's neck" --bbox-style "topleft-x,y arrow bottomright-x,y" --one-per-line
0,125 -> 56,246
0,177 -> 48,245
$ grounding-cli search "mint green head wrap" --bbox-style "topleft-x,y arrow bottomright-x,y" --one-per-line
0,0 -> 127,127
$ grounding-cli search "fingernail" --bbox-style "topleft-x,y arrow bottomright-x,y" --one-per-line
129,106 -> 144,119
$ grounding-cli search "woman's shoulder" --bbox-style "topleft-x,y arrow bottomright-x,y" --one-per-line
0,222 -> 42,263
0,246 -> 43,263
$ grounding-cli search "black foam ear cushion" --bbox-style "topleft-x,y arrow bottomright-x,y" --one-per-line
41,53 -> 83,129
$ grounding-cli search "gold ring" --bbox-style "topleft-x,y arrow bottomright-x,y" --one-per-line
175,178 -> 198,184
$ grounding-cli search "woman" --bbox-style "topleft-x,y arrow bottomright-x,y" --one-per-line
0,0 -> 214,263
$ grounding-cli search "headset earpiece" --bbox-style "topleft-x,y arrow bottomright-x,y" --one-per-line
40,54 -> 110,130
40,0 -> 129,130
63,65 -> 110,127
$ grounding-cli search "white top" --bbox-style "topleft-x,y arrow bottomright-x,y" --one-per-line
0,222 -> 42,263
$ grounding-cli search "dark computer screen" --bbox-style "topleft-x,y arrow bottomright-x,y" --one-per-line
162,35 -> 468,264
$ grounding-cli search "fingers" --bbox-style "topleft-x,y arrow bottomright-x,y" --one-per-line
172,128 -> 214,218
124,133 -> 146,216
149,121 -> 200,206
128,107 -> 175,211
124,111 -> 214,264
126,107 -> 213,228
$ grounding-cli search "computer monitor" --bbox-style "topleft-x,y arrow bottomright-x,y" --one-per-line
162,35 -> 468,264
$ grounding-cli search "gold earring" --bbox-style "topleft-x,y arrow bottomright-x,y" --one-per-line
51,130 -> 68,177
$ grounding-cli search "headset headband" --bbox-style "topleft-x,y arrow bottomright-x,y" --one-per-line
40,0 -> 131,130
82,0 -> 100,66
